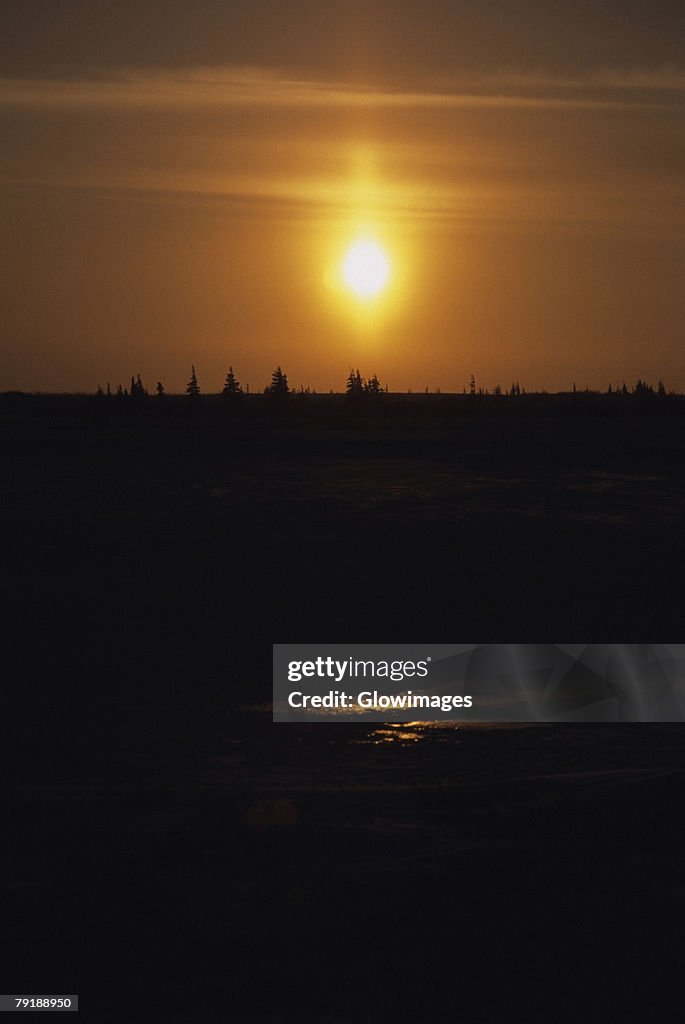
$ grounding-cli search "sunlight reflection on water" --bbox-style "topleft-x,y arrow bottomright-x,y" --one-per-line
351,722 -> 461,745
244,705 -> 533,750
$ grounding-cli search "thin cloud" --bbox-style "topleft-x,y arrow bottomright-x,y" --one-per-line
0,66 -> 673,112
435,66 -> 685,94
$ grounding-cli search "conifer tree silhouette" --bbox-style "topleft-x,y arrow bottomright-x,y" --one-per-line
365,374 -> 383,396
345,368 -> 364,396
186,365 -> 200,397
223,366 -> 243,396
266,366 -> 289,394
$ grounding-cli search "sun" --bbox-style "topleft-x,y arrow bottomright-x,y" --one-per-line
342,239 -> 390,298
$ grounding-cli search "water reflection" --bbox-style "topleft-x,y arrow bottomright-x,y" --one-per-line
351,722 -> 461,745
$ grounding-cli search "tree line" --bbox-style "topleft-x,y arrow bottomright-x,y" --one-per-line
95,369 -> 673,399
96,366 -> 389,399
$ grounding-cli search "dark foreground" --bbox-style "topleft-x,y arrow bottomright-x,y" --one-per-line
5,718 -> 685,1022
2,395 -> 684,1020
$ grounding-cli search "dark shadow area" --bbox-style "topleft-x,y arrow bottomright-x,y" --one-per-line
1,393 -> 684,1021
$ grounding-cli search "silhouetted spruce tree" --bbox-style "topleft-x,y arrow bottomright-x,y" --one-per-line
634,379 -> 654,398
266,366 -> 289,395
223,366 -> 243,396
186,365 -> 201,397
657,380 -> 666,397
346,368 -> 364,397
365,374 -> 383,396
156,381 -> 165,397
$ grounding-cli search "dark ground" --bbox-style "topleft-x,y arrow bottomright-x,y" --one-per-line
1,393 -> 684,1021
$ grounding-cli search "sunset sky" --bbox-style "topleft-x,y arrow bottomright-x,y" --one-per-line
1,1 -> 684,393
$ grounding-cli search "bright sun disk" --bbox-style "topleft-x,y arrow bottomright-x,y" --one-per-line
342,240 -> 390,298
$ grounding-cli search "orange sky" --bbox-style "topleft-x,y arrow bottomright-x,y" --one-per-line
1,1 -> 684,393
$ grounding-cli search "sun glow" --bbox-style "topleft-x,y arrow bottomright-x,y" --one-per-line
342,239 -> 391,298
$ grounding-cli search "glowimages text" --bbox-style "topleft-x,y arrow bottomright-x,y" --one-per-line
287,691 -> 473,711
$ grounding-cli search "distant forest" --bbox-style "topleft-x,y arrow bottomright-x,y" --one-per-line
1,369 -> 681,416
82,366 -> 675,401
